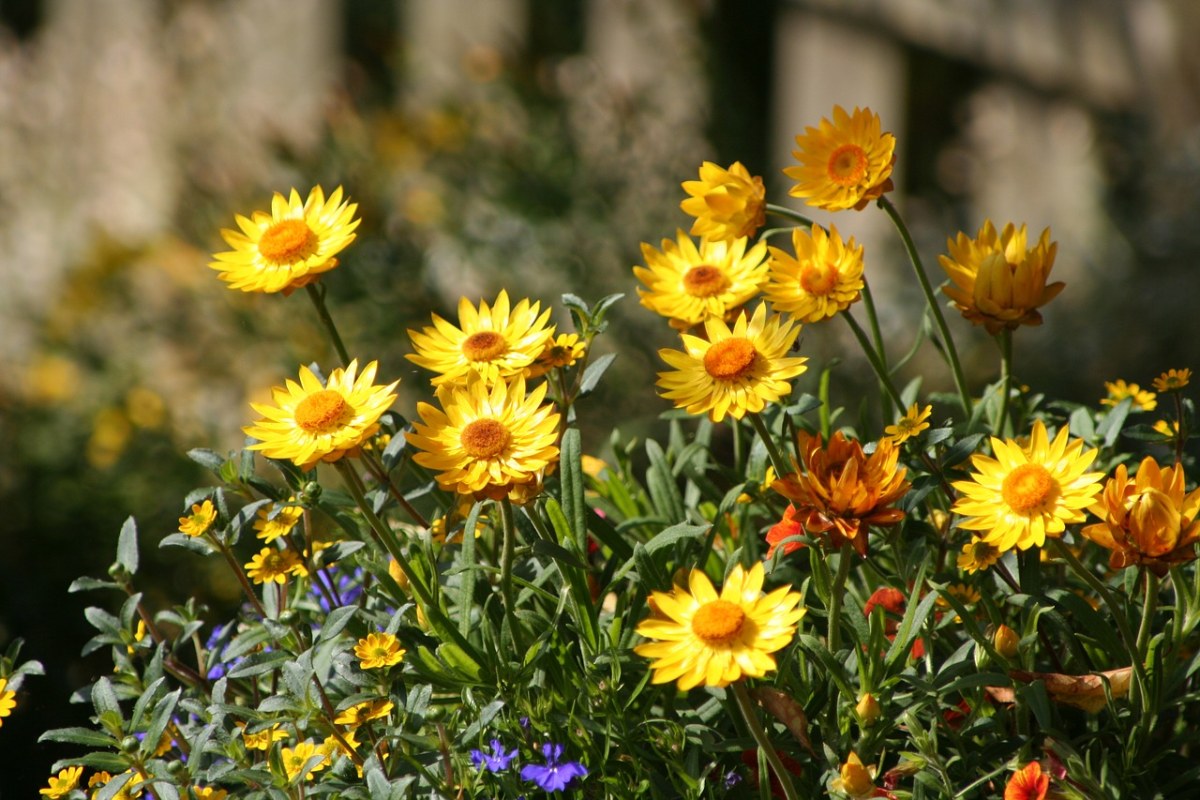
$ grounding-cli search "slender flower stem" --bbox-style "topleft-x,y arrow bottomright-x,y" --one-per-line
747,412 -> 792,479
214,537 -> 268,619
841,311 -> 906,411
305,283 -> 352,368
877,197 -> 972,417
765,203 -> 815,229
498,497 -> 526,653
1136,569 -> 1159,663
997,329 -> 1014,437
828,543 -> 853,655
361,452 -> 431,528
860,277 -> 892,418
731,682 -> 801,800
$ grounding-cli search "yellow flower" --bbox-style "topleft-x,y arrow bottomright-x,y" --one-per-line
525,333 -> 587,379
884,403 -> 932,445
939,220 -> 1064,334
1153,368 -> 1191,393
210,185 -> 360,294
254,500 -> 304,543
239,722 -> 289,751
406,290 -> 554,387
245,546 -> 307,585
656,304 -> 807,423
244,360 -> 398,471
771,432 -> 910,557
179,499 -> 217,537
680,161 -> 767,241
1153,419 -> 1181,440
952,421 -> 1103,552
993,624 -> 1020,659
0,677 -> 17,725
1101,379 -> 1156,412
784,105 -> 895,211
98,770 -> 144,800
764,224 -> 864,322
831,751 -> 877,798
957,538 -> 1002,574
280,739 -> 329,782
334,698 -> 394,727
634,562 -> 805,690
633,231 -> 769,328
1082,456 -> 1200,574
40,766 -> 83,799
407,376 -> 561,499
193,788 -> 228,800
355,632 -> 406,669
855,693 -> 882,727
936,583 -> 981,622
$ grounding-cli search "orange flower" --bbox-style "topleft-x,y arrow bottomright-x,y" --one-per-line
764,504 -> 806,558
1004,761 -> 1049,800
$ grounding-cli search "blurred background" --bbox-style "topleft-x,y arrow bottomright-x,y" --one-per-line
2,0 -> 1199,792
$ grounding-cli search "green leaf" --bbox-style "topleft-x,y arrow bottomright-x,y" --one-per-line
1096,397 -> 1133,447
38,727 -> 120,748
69,576 -> 121,593
645,439 -> 685,523
317,606 -> 359,645
226,650 -> 292,679
579,352 -> 617,396
643,521 -> 710,555
187,448 -> 229,473
559,428 -> 587,547
116,516 -> 139,575
941,433 -> 985,469
91,677 -> 124,727
140,689 -> 181,759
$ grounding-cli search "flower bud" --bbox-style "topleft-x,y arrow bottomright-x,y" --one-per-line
993,624 -> 1019,659
855,693 -> 882,727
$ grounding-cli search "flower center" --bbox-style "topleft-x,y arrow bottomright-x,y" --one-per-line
799,262 -> 840,296
826,143 -> 869,186
691,599 -> 746,644
703,337 -> 758,380
1001,463 -> 1057,514
682,265 -> 730,298
258,218 -> 318,265
461,331 -> 508,362
460,418 -> 510,459
294,390 -> 351,433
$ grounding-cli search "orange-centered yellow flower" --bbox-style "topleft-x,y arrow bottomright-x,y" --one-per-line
656,304 -> 807,422
771,432 -> 910,556
939,220 -> 1063,334
210,186 -> 360,294
680,161 -> 767,242
1101,379 -> 1157,412
784,105 -> 895,211
634,562 -> 805,690
525,333 -> 586,379
407,376 -> 561,499
952,421 -> 1103,553
406,290 -> 554,387
1082,456 -> 1200,573
765,224 -> 864,322
634,230 -> 769,329
244,360 -> 398,471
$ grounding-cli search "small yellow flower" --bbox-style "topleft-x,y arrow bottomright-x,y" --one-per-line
244,546 -> 307,585
179,499 -> 217,537
957,538 -> 1002,574
40,766 -> 83,799
280,739 -> 329,782
1101,379 -> 1157,412
784,105 -> 896,212
764,224 -> 864,322
0,677 -> 17,726
254,500 -> 304,543
831,751 -> 877,798
855,693 -> 882,727
884,403 -> 933,445
525,333 -> 587,378
1153,368 -> 1191,393
680,160 -> 767,242
936,583 -> 981,622
580,455 -> 609,478
126,619 -> 148,655
1153,419 -> 1181,440
239,722 -> 289,750
354,632 -> 406,669
335,698 -> 395,727
193,787 -> 228,800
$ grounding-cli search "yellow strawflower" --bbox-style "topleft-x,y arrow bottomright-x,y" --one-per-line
765,223 -> 864,322
680,160 -> 767,241
784,105 -> 895,211
831,751 -> 877,798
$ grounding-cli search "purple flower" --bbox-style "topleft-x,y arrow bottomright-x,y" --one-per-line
520,742 -> 587,792
470,739 -> 519,773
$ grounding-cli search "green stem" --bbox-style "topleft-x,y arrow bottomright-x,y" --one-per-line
731,682 -> 801,800
498,498 -> 526,654
877,197 -> 972,418
765,203 -> 815,228
1136,569 -> 1159,664
305,283 -> 352,368
860,277 -> 892,418
841,311 -> 905,411
747,412 -> 792,480
997,329 -> 1014,437
828,543 -> 853,655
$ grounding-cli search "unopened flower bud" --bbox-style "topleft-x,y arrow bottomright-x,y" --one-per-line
856,693 -> 882,727
300,481 -> 322,504
993,624 -> 1019,659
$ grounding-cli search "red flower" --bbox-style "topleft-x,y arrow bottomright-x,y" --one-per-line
863,587 -> 925,659
1004,761 -> 1049,800
765,504 -> 806,557
740,749 -> 804,799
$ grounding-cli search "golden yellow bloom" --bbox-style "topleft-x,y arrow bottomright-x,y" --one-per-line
179,499 -> 217,537
771,432 -> 910,557
210,186 -> 360,294
406,290 -> 554,387
580,455 -> 609,478
936,583 -> 981,622
764,224 -> 864,322
855,693 -> 882,727
321,728 -> 360,759
884,403 -> 933,445
993,624 -> 1020,659
355,632 -> 406,669
1101,379 -> 1156,412
408,376 -> 560,499
634,231 -> 769,328
525,332 -> 587,378
680,161 -> 767,241
831,751 -> 877,798
784,105 -> 895,211
952,421 -> 1103,552
280,739 -> 329,782
1082,456 -> 1200,574
245,546 -> 307,585
244,360 -> 398,471
239,722 -> 289,750
334,698 -> 394,727
957,538 -> 1002,574
634,562 -> 805,690
0,677 -> 15,725
656,304 -> 807,422
1154,419 -> 1181,440
40,766 -> 83,799
939,220 -> 1064,334
254,500 -> 304,543
1153,368 -> 1191,393
193,787 -> 228,800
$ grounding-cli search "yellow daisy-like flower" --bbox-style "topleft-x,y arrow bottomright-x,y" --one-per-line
680,161 -> 767,242
193,788 -> 228,800
407,376 -> 561,499
0,677 -> 17,726
244,360 -> 398,471
1153,368 -> 1191,393
764,224 -> 864,322
179,498 -> 217,537
1101,379 -> 1156,412
957,538 -> 1002,574
634,231 -> 769,329
406,290 -> 554,387
254,500 -> 304,543
634,562 -> 805,690
40,766 -> 83,799
656,304 -> 807,423
784,105 -> 896,212
334,698 -> 394,727
239,722 -> 290,751
210,185 -> 360,294
354,632 -> 406,669
245,546 -> 307,585
525,332 -> 587,379
939,220 -> 1064,335
1153,419 -> 1181,440
884,403 -> 933,445
280,739 -> 329,782
831,751 -> 877,798
936,583 -> 982,622
951,420 -> 1104,552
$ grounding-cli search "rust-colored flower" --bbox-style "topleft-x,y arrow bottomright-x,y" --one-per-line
771,432 -> 909,556
1081,456 -> 1200,574
1004,761 -> 1049,800
764,504 -> 806,558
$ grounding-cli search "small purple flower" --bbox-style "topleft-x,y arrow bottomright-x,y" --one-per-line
724,770 -> 742,789
470,739 -> 519,773
520,742 -> 587,792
